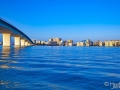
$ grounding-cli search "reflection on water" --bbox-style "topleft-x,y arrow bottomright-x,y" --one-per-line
1,47 -> 11,58
0,80 -> 9,85
1,46 -> 24,58
0,80 -> 21,89
0,64 -> 23,70
0,46 -> 23,70
0,46 -> 120,90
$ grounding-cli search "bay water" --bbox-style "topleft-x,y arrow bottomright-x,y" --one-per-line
0,46 -> 120,90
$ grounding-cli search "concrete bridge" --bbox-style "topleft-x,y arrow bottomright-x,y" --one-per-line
0,18 -> 34,46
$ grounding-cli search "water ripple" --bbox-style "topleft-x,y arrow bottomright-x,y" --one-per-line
0,46 -> 120,90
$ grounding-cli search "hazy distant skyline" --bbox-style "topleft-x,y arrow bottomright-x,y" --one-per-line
0,0 -> 120,42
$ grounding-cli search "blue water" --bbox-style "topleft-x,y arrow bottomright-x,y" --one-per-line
0,46 -> 120,90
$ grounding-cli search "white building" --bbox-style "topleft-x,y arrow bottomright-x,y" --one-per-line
41,41 -> 45,45
36,40 -> 41,44
68,43 -> 73,46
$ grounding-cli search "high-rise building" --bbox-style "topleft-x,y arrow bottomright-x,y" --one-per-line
65,41 -> 69,46
86,39 -> 90,46
41,41 -> 45,45
109,40 -> 114,46
80,42 -> 85,46
104,40 -> 120,46
36,40 -> 41,44
67,40 -> 73,46
76,41 -> 86,46
49,38 -> 62,46
49,38 -> 53,42
45,42 -> 49,45
82,40 -> 86,45
93,40 -> 99,46
90,41 -> 93,46
68,43 -> 73,46
99,42 -> 105,46
68,40 -> 73,43
58,40 -> 63,46
76,42 -> 80,46
62,41 -> 67,46
118,40 -> 120,46
54,38 -> 62,44
115,41 -> 119,46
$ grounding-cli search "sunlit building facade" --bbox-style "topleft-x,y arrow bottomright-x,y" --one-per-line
36,40 -> 41,44
93,40 -> 100,46
104,40 -> 120,46
68,40 -> 73,43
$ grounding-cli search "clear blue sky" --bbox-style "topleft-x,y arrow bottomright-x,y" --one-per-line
0,0 -> 120,42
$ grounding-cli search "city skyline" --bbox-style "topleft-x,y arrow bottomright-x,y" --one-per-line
0,0 -> 120,42
32,38 -> 120,46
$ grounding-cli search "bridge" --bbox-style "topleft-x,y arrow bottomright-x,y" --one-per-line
0,18 -> 34,46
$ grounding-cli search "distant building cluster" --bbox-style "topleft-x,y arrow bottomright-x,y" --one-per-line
104,40 -> 120,46
32,38 -> 120,47
77,39 -> 93,46
77,40 -> 120,46
32,38 -> 74,46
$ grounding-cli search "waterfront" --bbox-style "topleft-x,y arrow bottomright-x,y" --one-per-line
0,46 -> 120,90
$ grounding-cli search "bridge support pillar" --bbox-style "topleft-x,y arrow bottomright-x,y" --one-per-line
28,43 -> 30,46
21,39 -> 25,46
14,37 -> 20,46
25,41 -> 28,46
29,43 -> 32,46
3,33 -> 11,47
